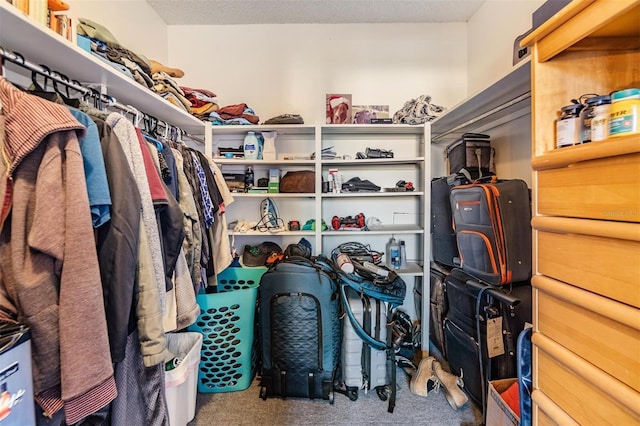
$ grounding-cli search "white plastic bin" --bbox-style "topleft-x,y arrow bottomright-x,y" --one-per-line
164,332 -> 203,426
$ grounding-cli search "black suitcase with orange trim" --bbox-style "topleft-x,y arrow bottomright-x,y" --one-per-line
449,179 -> 531,286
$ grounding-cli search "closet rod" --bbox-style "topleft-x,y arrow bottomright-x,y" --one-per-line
431,92 -> 531,142
157,120 -> 205,145
0,45 -> 204,144
0,44 -> 121,108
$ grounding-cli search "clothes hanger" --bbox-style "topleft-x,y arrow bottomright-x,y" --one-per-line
142,115 -> 164,151
30,68 -> 48,91
125,104 -> 142,127
51,72 -> 82,108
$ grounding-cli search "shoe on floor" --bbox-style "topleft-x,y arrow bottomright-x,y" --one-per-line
432,361 -> 469,410
409,356 -> 437,397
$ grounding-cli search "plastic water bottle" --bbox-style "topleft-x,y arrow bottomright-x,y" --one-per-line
243,131 -> 259,160
386,237 -> 400,270
399,240 -> 407,269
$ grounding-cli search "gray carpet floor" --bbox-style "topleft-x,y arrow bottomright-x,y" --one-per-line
188,366 -> 483,425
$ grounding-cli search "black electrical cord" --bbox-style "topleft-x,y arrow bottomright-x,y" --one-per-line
332,242 -> 383,264
253,213 -> 285,232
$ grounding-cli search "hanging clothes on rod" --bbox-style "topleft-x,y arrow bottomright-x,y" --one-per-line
0,45 -> 235,425
0,74 -> 118,425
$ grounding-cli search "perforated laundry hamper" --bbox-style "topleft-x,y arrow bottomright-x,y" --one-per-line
189,267 -> 264,393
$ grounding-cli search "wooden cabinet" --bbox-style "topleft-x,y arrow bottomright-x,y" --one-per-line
521,0 -> 640,424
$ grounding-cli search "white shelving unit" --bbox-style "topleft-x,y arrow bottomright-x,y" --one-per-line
0,3 -> 210,148
212,123 -> 430,344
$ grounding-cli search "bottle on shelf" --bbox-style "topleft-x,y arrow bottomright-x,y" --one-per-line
386,237 -> 400,270
243,131 -> 259,160
399,240 -> 407,269
244,166 -> 254,192
262,131 -> 277,160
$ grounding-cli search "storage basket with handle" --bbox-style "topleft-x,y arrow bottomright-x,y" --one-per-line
188,267 -> 266,393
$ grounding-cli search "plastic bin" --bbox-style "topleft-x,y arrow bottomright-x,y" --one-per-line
164,332 -> 203,426
189,267 -> 265,393
0,324 -> 35,426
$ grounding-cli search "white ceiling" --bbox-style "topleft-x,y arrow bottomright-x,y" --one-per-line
145,0 -> 486,25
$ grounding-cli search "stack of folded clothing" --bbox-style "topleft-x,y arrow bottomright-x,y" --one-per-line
181,87 -> 219,119
153,72 -> 191,113
77,18 -> 187,109
208,103 -> 260,126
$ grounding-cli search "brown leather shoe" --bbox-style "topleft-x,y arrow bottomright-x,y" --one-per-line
432,361 -> 469,410
409,356 -> 437,397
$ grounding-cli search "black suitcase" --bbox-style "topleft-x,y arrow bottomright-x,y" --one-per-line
431,173 -> 470,268
443,268 -> 531,411
450,179 -> 532,286
258,258 -> 341,402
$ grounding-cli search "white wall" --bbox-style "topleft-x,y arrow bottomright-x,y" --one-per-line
467,0 -> 544,94
65,1 -> 546,123
68,0 -> 169,64
168,23 -> 468,125
64,1 -> 542,185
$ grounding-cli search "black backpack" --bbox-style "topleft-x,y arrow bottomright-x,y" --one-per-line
258,256 -> 341,402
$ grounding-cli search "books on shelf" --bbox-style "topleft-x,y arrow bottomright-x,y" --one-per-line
49,12 -> 73,41
47,0 -> 69,11
6,0 -> 73,40
29,0 -> 47,25
12,0 -> 30,14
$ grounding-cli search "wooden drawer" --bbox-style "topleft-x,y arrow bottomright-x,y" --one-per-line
534,276 -> 640,393
534,216 -> 640,307
534,332 -> 640,425
532,389 -> 579,426
536,406 -> 557,426
537,152 -> 640,223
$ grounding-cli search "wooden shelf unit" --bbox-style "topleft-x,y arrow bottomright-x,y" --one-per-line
521,1 -> 640,424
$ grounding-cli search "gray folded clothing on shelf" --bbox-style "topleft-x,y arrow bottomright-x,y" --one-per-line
263,114 -> 304,124
341,177 -> 381,192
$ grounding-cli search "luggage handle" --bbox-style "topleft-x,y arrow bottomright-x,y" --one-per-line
465,279 -> 521,308
340,285 -> 388,351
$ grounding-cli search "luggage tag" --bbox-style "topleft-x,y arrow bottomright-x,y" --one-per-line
486,317 -> 505,358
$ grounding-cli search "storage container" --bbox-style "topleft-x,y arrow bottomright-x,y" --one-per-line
486,378 -> 520,426
0,324 -> 35,426
189,267 -> 265,393
164,332 -> 203,426
609,88 -> 640,138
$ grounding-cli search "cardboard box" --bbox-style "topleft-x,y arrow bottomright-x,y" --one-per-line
486,378 -> 520,426
268,182 -> 279,193
268,168 -> 279,193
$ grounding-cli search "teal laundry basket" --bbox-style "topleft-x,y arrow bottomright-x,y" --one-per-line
189,267 -> 264,393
